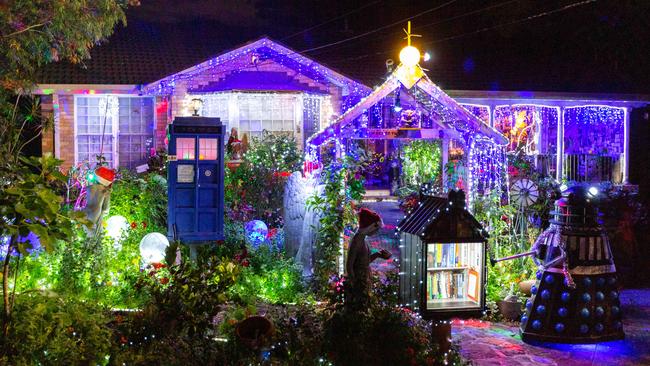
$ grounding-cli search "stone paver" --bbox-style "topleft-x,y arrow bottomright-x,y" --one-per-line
452,289 -> 650,366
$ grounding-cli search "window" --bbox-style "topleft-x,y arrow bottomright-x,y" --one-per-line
238,94 -> 295,140
76,96 -> 117,166
75,96 -> 154,168
199,138 -> 218,160
197,94 -> 229,125
176,138 -> 195,160
118,97 -> 154,169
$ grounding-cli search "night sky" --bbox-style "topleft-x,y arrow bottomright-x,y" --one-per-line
126,0 -> 650,94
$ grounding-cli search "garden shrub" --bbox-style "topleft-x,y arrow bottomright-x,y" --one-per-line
225,132 -> 301,227
229,245 -> 306,304
108,253 -> 241,364
217,303 -> 324,365
2,292 -> 111,366
108,170 -> 168,231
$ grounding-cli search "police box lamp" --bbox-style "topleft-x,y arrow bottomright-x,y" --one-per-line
398,189 -> 488,319
493,185 -> 624,344
191,98 -> 203,116
167,117 -> 225,243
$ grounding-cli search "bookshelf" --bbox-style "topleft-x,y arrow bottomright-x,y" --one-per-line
425,242 -> 483,310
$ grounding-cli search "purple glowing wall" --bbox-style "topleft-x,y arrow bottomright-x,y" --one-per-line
563,106 -> 624,156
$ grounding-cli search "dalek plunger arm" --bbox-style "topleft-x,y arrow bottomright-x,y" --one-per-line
490,231 -> 576,289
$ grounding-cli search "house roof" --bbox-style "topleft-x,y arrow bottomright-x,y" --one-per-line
141,37 -> 370,95
35,17 -> 650,96
36,19 -> 370,96
397,193 -> 487,242
306,63 -> 509,147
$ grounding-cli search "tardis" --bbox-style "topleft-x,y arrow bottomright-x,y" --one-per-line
167,117 -> 225,242
398,190 -> 488,319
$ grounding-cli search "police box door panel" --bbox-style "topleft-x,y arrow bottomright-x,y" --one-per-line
196,137 -> 221,236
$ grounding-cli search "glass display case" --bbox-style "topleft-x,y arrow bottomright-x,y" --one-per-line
425,242 -> 484,310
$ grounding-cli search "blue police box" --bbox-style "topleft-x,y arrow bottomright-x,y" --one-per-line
167,117 -> 225,242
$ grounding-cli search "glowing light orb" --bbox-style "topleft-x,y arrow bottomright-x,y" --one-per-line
106,215 -> 129,246
139,233 -> 169,265
588,186 -> 599,197
245,220 -> 268,248
399,45 -> 421,67
423,52 -> 431,62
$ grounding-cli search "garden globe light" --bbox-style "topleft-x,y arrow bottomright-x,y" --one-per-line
139,232 -> 170,265
245,220 -> 268,249
588,186 -> 599,197
106,215 -> 129,248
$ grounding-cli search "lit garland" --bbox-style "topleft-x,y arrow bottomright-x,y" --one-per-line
563,105 -> 625,155
467,137 -> 507,208
141,38 -> 371,104
494,104 -> 560,155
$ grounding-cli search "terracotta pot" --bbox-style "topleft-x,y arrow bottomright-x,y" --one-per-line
498,294 -> 523,321
235,316 -> 274,349
226,160 -> 242,171
518,279 -> 536,296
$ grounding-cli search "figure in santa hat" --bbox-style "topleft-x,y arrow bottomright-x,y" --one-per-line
84,166 -> 115,232
345,207 -> 391,310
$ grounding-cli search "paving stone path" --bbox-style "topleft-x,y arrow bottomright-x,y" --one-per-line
452,289 -> 650,366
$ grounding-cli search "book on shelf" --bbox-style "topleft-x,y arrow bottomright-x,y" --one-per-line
427,270 -> 468,300
428,242 -> 481,269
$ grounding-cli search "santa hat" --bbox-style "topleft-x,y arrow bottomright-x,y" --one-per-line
95,166 -> 116,186
358,208 -> 383,230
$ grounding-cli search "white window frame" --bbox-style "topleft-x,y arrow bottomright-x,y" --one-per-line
74,95 -> 156,169
118,96 -> 156,169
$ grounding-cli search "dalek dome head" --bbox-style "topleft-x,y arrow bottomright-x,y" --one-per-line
552,185 -> 600,226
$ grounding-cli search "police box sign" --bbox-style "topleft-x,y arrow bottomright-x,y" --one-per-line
172,125 -> 223,134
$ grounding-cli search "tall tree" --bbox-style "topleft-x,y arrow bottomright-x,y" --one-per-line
0,0 -> 137,90
0,0 -> 137,338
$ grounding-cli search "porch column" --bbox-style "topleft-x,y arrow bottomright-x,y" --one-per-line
441,135 -> 449,192
556,107 -> 564,182
621,107 -> 630,184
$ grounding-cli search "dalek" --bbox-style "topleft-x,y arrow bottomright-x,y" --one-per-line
493,185 -> 624,343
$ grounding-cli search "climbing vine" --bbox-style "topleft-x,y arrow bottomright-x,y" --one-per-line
307,156 -> 366,296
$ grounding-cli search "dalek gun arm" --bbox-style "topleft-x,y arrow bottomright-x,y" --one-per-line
490,230 -> 548,265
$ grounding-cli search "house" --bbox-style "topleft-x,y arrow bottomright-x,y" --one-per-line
35,24 -> 650,187
36,34 -> 370,171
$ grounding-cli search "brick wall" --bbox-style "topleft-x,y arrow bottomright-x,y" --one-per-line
40,95 -> 54,156
39,93 -> 75,171
57,94 -> 76,171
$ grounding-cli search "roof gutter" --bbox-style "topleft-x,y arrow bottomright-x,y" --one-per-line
33,84 -> 141,95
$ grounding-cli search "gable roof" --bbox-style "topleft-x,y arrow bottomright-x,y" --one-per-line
397,194 -> 487,242
36,20 -> 369,95
306,63 -> 508,147
142,37 -> 370,95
